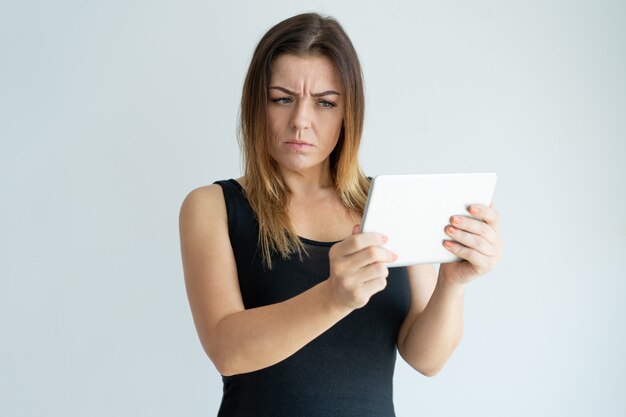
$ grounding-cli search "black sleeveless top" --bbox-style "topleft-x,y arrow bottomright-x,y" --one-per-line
213,179 -> 410,417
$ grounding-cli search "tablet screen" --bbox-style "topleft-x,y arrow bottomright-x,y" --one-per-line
360,173 -> 497,267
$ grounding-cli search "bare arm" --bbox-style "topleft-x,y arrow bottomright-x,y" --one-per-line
397,204 -> 503,376
397,264 -> 465,377
179,185 -> 394,376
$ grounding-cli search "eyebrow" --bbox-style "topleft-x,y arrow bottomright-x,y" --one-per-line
269,86 -> 341,97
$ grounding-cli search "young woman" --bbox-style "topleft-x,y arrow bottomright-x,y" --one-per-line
179,12 -> 503,417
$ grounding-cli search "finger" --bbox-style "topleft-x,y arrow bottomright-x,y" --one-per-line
443,240 -> 494,271
449,215 -> 500,246
444,225 -> 496,257
468,204 -> 500,233
350,245 -> 397,269
363,275 -> 388,294
360,262 -> 390,283
336,232 -> 388,256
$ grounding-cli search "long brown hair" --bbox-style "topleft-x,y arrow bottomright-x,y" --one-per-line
239,12 -> 370,269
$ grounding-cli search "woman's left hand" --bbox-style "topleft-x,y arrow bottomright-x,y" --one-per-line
439,203 -> 503,286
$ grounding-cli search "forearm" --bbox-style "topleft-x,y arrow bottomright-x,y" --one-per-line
212,280 -> 352,376
399,276 -> 465,376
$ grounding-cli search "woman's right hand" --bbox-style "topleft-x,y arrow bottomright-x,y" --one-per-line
326,225 -> 398,310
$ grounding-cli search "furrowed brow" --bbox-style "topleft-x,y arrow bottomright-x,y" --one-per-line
269,86 -> 297,95
311,90 -> 341,97
269,86 -> 341,97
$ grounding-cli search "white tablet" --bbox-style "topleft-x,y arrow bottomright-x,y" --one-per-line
360,173 -> 498,267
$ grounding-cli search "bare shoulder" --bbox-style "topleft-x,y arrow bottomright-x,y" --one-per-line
180,177 -> 245,207
180,183 -> 225,215
178,183 -> 232,276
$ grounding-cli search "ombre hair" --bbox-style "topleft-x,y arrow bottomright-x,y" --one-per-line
239,12 -> 370,269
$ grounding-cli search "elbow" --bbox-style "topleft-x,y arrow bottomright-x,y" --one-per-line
197,334 -> 238,376
213,359 -> 237,377
199,318 -> 243,376
204,344 -> 241,377
207,353 -> 240,376
405,358 -> 445,377
412,342 -> 462,377
400,347 -> 455,378
417,365 -> 443,377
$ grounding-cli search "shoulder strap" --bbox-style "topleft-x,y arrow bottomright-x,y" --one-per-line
212,179 -> 256,238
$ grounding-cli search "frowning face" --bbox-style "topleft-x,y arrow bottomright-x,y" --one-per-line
266,53 -> 344,176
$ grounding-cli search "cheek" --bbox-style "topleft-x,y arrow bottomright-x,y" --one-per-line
267,110 -> 286,137
321,113 -> 343,141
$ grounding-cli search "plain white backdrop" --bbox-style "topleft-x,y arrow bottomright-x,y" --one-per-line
1,1 -> 625,416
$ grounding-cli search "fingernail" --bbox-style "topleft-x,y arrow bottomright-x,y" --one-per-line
452,216 -> 463,225
469,206 -> 480,215
382,235 -> 389,243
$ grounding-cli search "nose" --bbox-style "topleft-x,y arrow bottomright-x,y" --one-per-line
289,100 -> 310,132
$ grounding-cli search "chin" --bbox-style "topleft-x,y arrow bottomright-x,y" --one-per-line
274,157 -> 325,173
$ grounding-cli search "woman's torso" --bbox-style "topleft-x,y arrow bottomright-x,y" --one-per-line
213,178 -> 410,417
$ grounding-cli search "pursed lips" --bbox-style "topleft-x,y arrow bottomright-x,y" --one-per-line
284,140 -> 314,148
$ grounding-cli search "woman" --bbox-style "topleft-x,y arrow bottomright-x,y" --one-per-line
179,12 -> 503,417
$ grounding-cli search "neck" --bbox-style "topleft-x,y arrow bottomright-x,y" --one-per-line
278,164 -> 334,198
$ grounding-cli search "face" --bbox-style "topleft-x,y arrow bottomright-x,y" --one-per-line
266,54 -> 344,176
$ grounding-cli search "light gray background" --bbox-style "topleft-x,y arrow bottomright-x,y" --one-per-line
2,1 -> 625,416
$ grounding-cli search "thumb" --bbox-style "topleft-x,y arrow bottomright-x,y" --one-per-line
352,224 -> 361,235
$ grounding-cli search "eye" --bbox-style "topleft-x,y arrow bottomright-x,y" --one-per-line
318,100 -> 337,108
270,97 -> 292,104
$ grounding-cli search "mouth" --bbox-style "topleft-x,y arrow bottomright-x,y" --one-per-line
284,140 -> 313,150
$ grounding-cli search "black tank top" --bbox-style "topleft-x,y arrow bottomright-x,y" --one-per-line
213,179 -> 410,417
